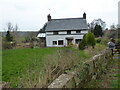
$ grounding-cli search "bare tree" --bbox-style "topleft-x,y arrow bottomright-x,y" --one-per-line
6,22 -> 13,31
6,22 -> 19,43
90,19 -> 106,30
110,24 -> 116,30
13,24 -> 18,40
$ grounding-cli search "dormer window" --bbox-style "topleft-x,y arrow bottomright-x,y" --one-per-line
67,31 -> 71,34
53,31 -> 58,35
76,30 -> 81,34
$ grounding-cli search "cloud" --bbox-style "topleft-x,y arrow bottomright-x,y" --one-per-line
0,0 -> 119,30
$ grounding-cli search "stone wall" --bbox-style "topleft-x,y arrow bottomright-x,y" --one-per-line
48,49 -> 112,88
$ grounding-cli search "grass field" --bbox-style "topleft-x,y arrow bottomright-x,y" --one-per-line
2,47 -> 60,87
2,43 -> 106,88
2,47 -> 91,87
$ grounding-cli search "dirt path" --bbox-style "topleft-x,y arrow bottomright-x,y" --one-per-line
85,54 -> 120,88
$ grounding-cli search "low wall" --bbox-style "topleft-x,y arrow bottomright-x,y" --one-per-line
48,49 -> 112,88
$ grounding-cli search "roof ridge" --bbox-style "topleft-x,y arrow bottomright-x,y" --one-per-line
52,17 -> 84,20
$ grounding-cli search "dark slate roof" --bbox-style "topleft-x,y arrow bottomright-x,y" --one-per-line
45,18 -> 88,31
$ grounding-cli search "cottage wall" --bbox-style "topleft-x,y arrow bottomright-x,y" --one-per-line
46,34 -> 84,47
46,30 -> 88,47
59,31 -> 67,34
81,30 -> 88,34
46,32 -> 53,35
71,31 -> 76,34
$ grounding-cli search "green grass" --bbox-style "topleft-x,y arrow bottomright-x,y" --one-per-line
2,43 -> 105,87
2,47 -> 59,87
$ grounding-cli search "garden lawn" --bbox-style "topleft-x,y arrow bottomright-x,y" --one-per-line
2,48 -> 59,87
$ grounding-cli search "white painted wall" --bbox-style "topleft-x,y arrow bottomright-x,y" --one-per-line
71,31 -> 76,34
46,30 -> 88,47
46,34 -> 84,47
81,30 -> 88,34
46,32 -> 53,35
59,31 -> 67,34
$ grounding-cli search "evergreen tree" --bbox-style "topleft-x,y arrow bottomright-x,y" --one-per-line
94,24 -> 103,37
85,32 -> 96,48
78,34 -> 87,50
6,31 -> 13,42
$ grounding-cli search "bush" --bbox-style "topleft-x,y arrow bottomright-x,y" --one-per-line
85,32 -> 96,48
96,38 -> 101,43
115,38 -> 120,45
2,41 -> 12,50
79,34 -> 87,50
101,38 -> 109,45
79,40 -> 86,50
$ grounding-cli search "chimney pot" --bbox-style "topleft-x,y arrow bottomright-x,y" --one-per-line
83,12 -> 86,19
47,14 -> 51,21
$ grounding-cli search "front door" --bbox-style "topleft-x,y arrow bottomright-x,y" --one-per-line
67,39 -> 73,46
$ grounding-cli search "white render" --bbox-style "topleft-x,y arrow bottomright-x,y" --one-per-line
81,31 -> 88,34
37,33 -> 46,37
59,31 -> 67,34
46,30 -> 88,47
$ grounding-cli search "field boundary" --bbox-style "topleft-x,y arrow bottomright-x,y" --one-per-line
48,49 -> 112,88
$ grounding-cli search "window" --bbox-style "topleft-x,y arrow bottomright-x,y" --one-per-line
76,30 -> 81,33
67,31 -> 71,34
58,40 -> 63,45
53,31 -> 58,35
75,39 -> 81,44
53,41 -> 57,45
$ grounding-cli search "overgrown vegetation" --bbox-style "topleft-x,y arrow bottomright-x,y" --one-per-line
115,38 -> 120,45
85,54 -> 120,88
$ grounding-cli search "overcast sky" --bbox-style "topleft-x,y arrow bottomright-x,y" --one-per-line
0,0 -> 119,31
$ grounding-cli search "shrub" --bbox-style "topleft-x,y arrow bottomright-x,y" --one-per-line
42,49 -> 80,86
101,38 -> 109,45
115,38 -> 120,45
85,32 -> 96,48
79,34 -> 87,50
2,41 -> 12,50
79,40 -> 86,50
96,38 -> 101,43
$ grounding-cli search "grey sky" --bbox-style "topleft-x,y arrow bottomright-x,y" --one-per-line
0,0 -> 119,31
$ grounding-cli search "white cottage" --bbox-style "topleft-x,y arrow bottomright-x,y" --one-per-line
37,13 -> 88,47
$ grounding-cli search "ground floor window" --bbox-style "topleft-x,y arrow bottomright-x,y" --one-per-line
75,39 -> 81,44
58,40 -> 64,45
53,41 -> 57,45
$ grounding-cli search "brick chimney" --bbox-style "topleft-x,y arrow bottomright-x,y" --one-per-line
83,12 -> 86,19
47,14 -> 52,21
